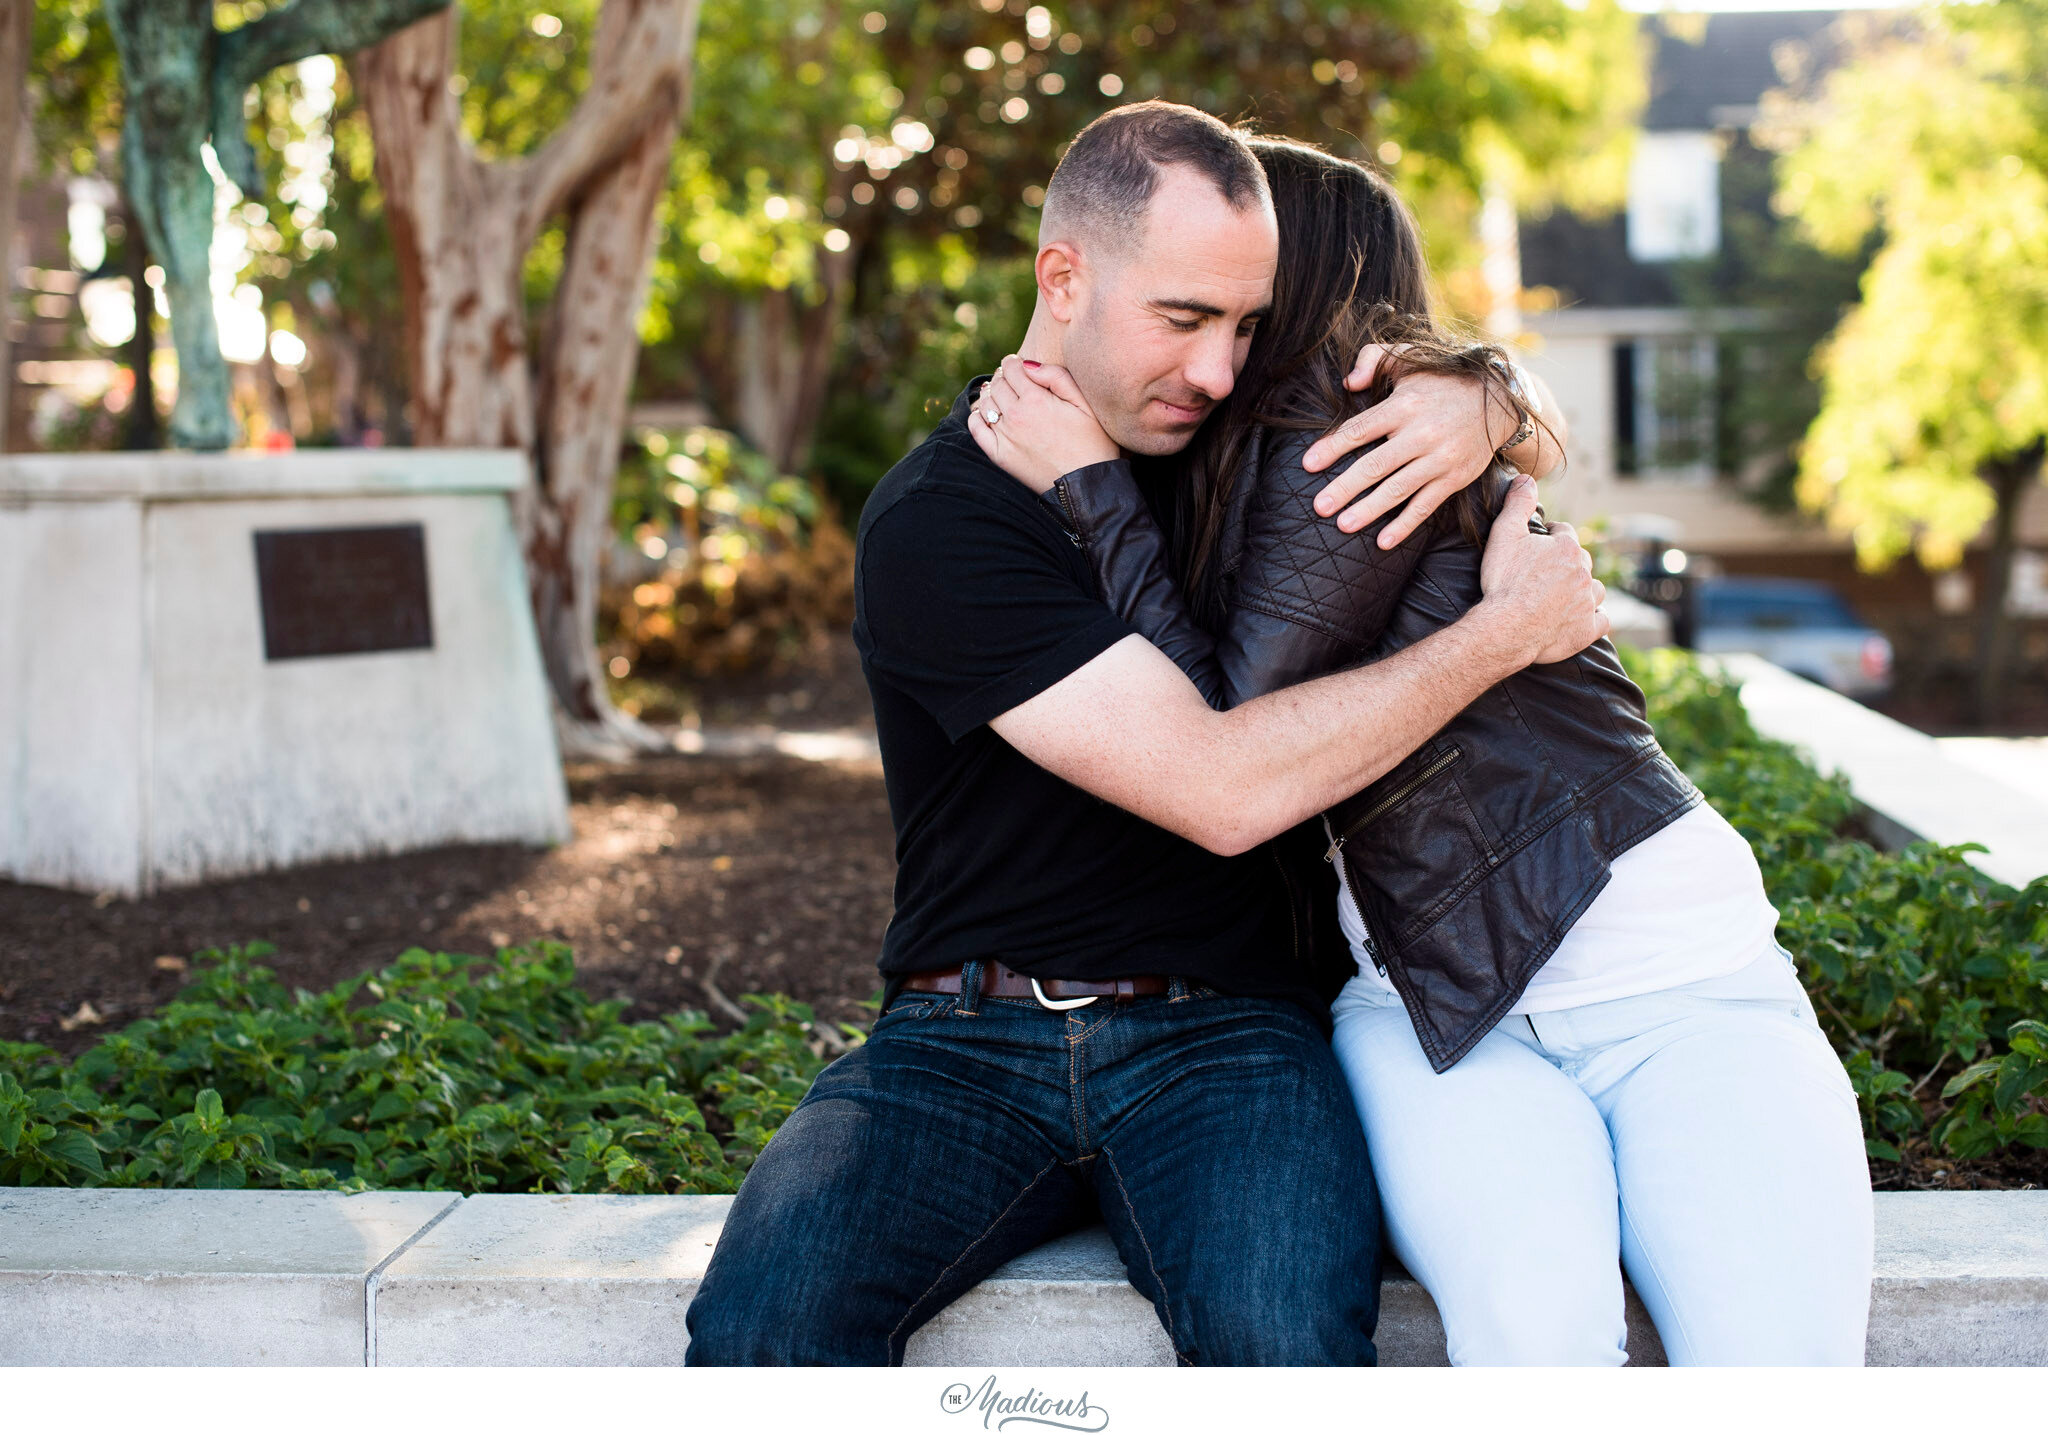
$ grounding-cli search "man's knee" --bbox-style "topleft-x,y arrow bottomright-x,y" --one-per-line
1156,1228 -> 1380,1367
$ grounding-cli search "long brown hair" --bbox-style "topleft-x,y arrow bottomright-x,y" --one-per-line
1169,138 -> 1538,629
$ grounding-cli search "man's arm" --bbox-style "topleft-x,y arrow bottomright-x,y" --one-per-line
989,477 -> 1609,856
1297,347 -> 1569,550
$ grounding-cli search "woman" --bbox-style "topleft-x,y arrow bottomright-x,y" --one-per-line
968,139 -> 1874,1366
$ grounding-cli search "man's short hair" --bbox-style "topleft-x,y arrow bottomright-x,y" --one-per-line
1040,101 -> 1270,257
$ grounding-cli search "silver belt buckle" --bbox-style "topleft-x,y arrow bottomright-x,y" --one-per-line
1030,977 -> 1097,1011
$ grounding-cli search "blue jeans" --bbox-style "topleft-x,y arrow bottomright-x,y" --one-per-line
1329,943 -> 1873,1365
685,968 -> 1381,1365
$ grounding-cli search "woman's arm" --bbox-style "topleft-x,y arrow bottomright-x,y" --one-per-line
1043,460 -> 1232,708
972,360 -> 1449,708
965,358 -> 1234,705
1049,439 -> 1436,710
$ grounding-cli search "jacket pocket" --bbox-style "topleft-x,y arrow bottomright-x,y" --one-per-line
1328,745 -> 1500,947
1325,745 -> 1464,856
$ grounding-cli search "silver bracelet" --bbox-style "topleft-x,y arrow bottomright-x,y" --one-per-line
1487,353 -> 1539,453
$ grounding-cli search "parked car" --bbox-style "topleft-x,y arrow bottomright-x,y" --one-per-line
1691,577 -> 1894,699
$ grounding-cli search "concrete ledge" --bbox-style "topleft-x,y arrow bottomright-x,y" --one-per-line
1721,654 -> 2048,888
0,1188 -> 460,1364
370,1193 -> 724,1366
4,1189 -> 2041,1365
1867,1192 -> 2048,1366
0,450 -> 528,501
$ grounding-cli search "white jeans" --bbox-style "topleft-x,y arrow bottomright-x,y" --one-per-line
1330,943 -> 1875,1365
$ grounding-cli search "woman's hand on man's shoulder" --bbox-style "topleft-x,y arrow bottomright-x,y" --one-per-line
967,355 -> 1119,495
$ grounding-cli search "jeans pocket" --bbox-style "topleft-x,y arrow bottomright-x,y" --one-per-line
875,992 -> 952,1026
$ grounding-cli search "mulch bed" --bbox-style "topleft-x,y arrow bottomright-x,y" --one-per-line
1,636 -> 2037,1188
0,749 -> 898,1061
1874,1143 -> 2048,1193
0,637 -> 897,1062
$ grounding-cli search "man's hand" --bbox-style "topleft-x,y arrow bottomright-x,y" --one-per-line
1475,474 -> 1610,666
1298,343 -> 1530,550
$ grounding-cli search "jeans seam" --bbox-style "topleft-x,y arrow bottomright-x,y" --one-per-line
887,1156 -> 1065,1363
876,994 -> 946,1025
1066,1003 -> 1116,1044
1618,1193 -> 1697,1366
1103,1145 -> 1187,1363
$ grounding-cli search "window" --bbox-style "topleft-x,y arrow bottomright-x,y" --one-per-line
1613,335 -> 1717,481
1627,130 -> 1721,262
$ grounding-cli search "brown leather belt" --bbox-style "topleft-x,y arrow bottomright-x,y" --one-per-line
901,959 -> 1170,1009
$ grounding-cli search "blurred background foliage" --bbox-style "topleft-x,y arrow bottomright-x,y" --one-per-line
602,422 -> 855,700
22,0 -> 1647,676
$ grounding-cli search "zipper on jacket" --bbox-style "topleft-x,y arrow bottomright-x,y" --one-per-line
1323,746 -> 1462,862
1051,476 -> 1084,547
1321,815 -> 1388,977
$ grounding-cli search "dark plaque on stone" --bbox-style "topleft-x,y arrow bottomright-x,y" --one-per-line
253,524 -> 434,661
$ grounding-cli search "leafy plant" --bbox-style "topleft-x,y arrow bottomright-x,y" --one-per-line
0,943 -> 846,1193
602,423 -> 855,684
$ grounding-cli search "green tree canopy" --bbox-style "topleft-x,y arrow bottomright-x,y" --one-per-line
648,0 -> 1646,494
28,0 -> 1646,484
1770,4 -> 2048,572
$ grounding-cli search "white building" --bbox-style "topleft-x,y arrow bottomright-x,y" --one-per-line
1510,11 -> 2048,598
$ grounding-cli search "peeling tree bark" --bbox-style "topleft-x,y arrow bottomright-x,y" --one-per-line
353,0 -> 701,758
0,0 -> 31,452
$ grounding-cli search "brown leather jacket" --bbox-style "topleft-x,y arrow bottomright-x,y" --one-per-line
1042,428 -> 1702,1072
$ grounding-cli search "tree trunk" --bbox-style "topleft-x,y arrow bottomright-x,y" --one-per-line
323,328 -> 364,445
730,290 -> 806,467
0,0 -> 31,452
351,15 -> 530,452
120,195 -> 162,450
726,246 -> 854,473
353,0 -> 700,758
1972,440 -> 2046,727
524,71 -> 686,755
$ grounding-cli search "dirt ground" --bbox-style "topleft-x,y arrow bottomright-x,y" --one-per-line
0,637 -> 897,1060
2,634 -> 2038,1189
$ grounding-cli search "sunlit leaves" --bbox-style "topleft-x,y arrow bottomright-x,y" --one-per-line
456,0 -> 603,159
1771,4 -> 2048,569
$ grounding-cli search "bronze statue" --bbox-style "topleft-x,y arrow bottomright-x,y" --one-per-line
105,0 -> 451,449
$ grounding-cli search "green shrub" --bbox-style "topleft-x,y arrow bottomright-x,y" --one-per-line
1626,647 -> 2048,1162
0,943 -> 845,1193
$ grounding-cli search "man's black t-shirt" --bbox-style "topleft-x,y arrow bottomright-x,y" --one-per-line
853,378 -> 1315,1016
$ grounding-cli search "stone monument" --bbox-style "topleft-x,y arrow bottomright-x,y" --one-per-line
0,450 -> 571,895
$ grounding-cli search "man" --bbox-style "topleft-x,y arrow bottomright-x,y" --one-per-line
685,102 -> 1603,1366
